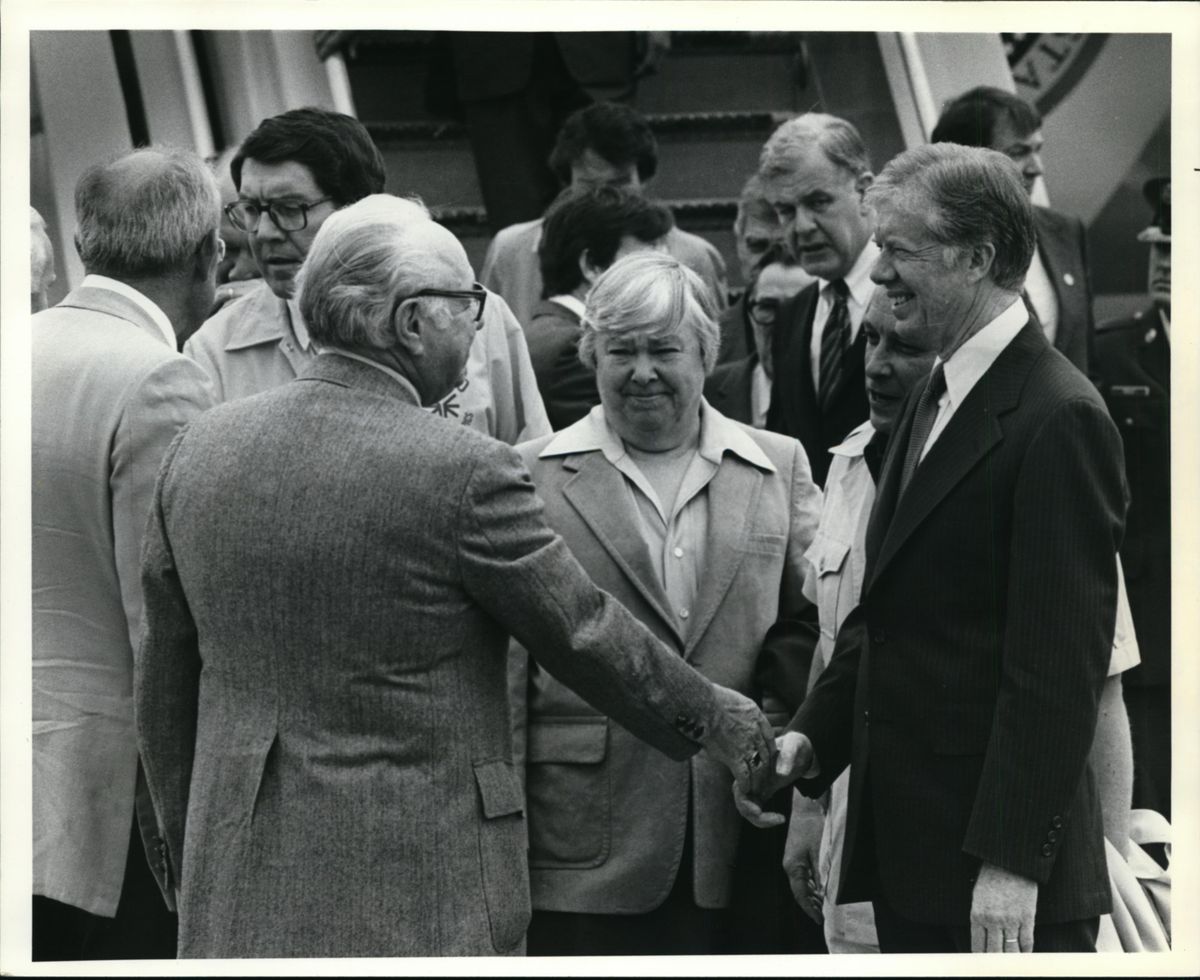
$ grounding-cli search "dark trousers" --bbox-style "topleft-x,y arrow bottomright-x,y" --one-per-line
462,36 -> 592,233
1125,682 -> 1171,819
872,900 -> 1099,953
722,789 -> 827,953
32,815 -> 177,961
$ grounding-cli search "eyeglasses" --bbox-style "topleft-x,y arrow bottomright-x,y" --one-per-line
224,197 -> 332,233
392,283 -> 488,327
747,296 -> 786,326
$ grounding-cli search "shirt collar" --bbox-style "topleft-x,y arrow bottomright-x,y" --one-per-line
819,238 -> 879,309
539,399 -> 777,473
81,274 -> 176,348
548,294 -> 587,320
286,298 -> 313,351
939,296 -> 1028,409
323,348 -> 423,404
830,419 -> 876,459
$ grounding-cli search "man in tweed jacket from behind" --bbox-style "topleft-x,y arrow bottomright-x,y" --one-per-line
135,194 -> 776,958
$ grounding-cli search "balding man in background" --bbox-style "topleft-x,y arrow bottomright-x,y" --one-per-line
32,147 -> 220,959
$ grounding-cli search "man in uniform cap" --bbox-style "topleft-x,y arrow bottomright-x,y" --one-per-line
1094,177 -> 1171,818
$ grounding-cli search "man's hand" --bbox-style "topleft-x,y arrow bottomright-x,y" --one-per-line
703,683 -> 776,801
970,862 -> 1038,952
783,791 -> 825,924
732,730 -> 817,827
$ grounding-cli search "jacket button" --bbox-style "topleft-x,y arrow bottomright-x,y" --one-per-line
1051,816 -> 1063,829
1047,830 -> 1059,843
871,628 -> 886,644
1041,843 -> 1054,857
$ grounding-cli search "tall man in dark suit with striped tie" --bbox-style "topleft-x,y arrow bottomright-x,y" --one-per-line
759,113 -> 876,486
737,143 -> 1125,954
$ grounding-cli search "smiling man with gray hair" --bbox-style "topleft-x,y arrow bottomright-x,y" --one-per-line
135,195 -> 777,958
739,143 -> 1126,954
32,145 -> 220,960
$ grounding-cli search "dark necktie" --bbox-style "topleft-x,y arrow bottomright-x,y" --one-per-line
898,361 -> 946,499
818,279 -> 851,411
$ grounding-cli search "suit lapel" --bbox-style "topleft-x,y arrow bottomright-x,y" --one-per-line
682,457 -> 763,658
865,322 -> 1043,593
1033,208 -> 1084,356
561,453 -> 685,648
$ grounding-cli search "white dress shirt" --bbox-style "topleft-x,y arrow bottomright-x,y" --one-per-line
1023,247 -> 1059,346
808,239 -> 879,389
921,297 -> 1027,462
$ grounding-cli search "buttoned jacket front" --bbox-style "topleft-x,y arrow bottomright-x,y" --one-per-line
511,403 -> 821,914
792,322 -> 1124,926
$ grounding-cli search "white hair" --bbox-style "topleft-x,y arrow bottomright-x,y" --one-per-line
579,251 -> 721,376
74,146 -> 221,278
297,193 -> 460,350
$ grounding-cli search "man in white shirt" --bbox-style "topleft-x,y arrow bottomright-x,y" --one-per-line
32,146 -> 220,959
758,113 -> 877,486
742,143 -> 1126,954
187,107 -> 549,445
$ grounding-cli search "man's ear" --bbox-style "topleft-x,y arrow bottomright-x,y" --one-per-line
964,241 -> 997,284
392,297 -> 426,356
855,172 -> 874,213
578,249 -> 602,287
195,230 -> 222,282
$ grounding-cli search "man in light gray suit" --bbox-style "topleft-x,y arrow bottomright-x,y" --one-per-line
135,194 -> 775,958
32,147 -> 220,959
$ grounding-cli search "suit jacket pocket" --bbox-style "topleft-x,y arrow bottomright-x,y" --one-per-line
803,533 -> 853,642
473,759 -> 530,954
526,719 -> 610,869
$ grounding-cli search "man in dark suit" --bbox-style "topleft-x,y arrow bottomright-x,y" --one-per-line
739,144 -> 1126,953
931,86 -> 1095,375
1095,177 -> 1171,818
758,113 -> 876,486
135,195 -> 776,957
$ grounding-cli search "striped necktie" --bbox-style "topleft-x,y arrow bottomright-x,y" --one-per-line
898,361 -> 947,499
818,279 -> 851,410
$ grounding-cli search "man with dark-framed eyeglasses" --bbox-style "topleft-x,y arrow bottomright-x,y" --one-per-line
135,195 -> 778,957
185,107 -> 550,445
705,246 -> 812,428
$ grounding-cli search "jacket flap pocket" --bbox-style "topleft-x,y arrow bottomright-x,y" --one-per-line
804,534 -> 851,578
473,760 -> 524,819
527,720 -> 608,764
